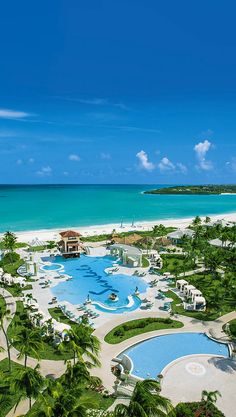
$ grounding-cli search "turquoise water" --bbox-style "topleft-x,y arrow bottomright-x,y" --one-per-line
46,255 -> 147,312
0,184 -> 236,232
121,332 -> 229,378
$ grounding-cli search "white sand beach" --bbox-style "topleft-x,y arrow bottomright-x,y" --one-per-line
3,212 -> 236,243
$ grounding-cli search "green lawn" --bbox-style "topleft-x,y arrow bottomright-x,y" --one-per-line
49,306 -> 75,326
0,359 -> 25,417
0,283 -> 32,297
160,254 -> 196,274
7,301 -> 73,361
104,317 -> 183,344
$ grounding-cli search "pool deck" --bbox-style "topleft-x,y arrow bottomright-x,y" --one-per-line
22,246 -> 173,328
161,354 -> 236,417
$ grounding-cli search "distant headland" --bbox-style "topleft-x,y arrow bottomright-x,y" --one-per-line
144,184 -> 236,195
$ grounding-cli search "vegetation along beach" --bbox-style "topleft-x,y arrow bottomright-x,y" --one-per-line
1,1 -> 236,417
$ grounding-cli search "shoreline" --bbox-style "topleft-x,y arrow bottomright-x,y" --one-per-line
2,211 -> 236,243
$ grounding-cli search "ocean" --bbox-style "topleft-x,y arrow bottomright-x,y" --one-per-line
0,184 -> 235,232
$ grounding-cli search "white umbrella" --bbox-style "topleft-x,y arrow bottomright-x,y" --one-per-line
28,238 -> 47,247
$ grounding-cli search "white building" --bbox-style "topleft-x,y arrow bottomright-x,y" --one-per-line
110,244 -> 142,267
167,228 -> 194,244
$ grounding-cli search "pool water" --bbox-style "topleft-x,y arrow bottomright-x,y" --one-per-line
43,255 -> 147,312
42,263 -> 62,271
121,333 -> 229,379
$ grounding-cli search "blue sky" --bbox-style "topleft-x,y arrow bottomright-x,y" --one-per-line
0,0 -> 236,184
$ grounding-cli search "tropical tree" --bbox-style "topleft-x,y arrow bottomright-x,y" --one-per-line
113,379 -> 173,417
205,216 -> 211,224
0,305 -> 13,372
15,327 -> 43,367
198,390 -> 222,416
62,360 -> 91,389
192,216 -> 202,227
10,364 -> 45,411
60,324 -> 100,367
2,231 -> 17,263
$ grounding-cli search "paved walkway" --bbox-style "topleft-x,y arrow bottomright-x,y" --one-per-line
161,354 -> 236,417
1,288 -> 236,416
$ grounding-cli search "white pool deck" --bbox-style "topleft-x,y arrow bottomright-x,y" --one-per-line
21,246 -> 172,328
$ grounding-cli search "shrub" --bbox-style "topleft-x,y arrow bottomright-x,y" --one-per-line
175,402 -> 225,417
1,251 -> 20,265
229,321 -> 236,337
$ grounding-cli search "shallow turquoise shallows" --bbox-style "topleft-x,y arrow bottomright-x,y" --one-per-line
46,255 -> 147,312
0,184 -> 236,232
121,332 -> 229,379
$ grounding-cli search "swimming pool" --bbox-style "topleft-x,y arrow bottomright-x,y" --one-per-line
120,333 -> 229,379
42,255 -> 147,312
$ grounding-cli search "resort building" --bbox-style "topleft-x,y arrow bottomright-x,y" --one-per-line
193,296 -> 206,311
58,230 -> 84,258
183,284 -> 196,297
209,238 -> 235,249
110,244 -> 142,267
111,233 -> 142,246
176,279 -> 188,293
167,228 -> 194,244
190,288 -> 202,302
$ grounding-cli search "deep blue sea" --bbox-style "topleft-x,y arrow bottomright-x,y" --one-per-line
0,184 -> 235,232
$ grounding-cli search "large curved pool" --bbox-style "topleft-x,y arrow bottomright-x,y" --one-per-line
42,255 -> 147,312
120,332 -> 229,379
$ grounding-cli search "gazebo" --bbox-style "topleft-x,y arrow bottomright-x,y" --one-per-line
176,279 -> 188,293
190,288 -> 202,302
58,230 -> 83,258
193,296 -> 206,311
183,284 -> 196,297
110,244 -> 142,267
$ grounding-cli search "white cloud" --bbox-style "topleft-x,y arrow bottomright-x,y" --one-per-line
226,158 -> 236,172
158,157 -> 175,172
28,158 -> 35,164
0,108 -> 30,119
63,171 -> 69,176
16,159 -> 23,165
176,162 -> 188,174
136,150 -> 155,171
69,154 -> 81,162
194,139 -> 213,171
36,166 -> 52,177
100,152 -> 111,160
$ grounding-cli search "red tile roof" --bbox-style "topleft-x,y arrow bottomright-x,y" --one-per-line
59,230 -> 81,238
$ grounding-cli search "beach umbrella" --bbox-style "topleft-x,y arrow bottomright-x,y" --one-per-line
28,237 -> 47,247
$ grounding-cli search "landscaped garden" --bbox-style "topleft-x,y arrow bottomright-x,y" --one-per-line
104,317 -> 183,344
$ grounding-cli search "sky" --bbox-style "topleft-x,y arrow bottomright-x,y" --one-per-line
0,0 -> 236,184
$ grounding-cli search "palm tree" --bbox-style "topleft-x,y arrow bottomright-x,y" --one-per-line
192,216 -> 202,227
198,390 -> 221,416
0,305 -> 13,372
2,231 -> 17,263
60,324 -> 100,367
15,327 -> 43,367
114,379 -> 173,417
62,360 -> 91,389
10,364 -> 45,411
